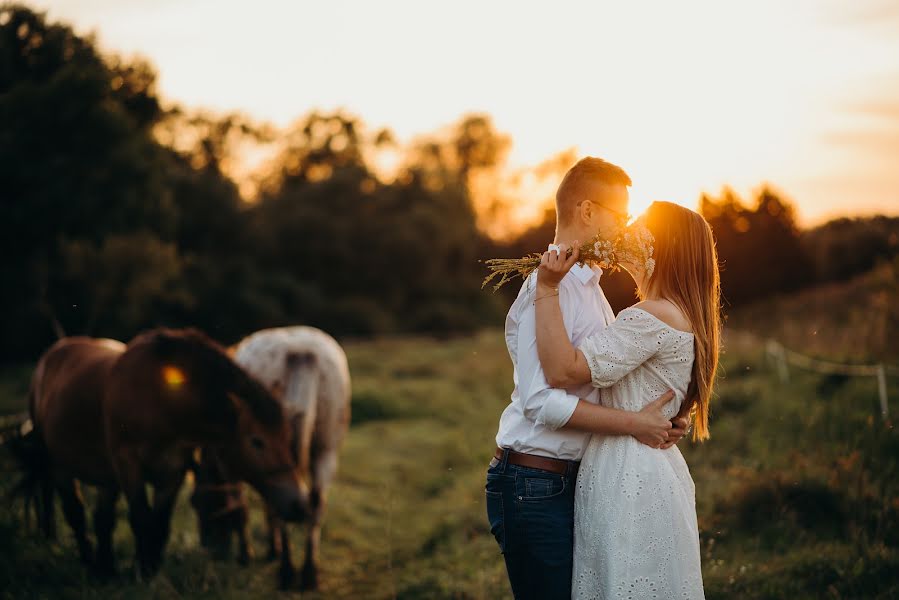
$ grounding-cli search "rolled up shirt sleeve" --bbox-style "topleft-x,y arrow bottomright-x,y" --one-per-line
522,385 -> 580,430
515,282 -> 582,430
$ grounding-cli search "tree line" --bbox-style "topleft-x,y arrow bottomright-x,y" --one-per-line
2,4 -> 896,361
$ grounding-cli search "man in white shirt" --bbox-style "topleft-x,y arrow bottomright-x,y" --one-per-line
485,157 -> 689,600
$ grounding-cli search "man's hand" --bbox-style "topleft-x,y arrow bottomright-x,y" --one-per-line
632,390 -> 674,448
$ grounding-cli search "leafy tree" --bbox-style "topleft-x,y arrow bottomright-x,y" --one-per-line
55,233 -> 192,338
250,112 -> 503,336
801,216 -> 899,283
0,4 -> 176,358
700,187 -> 813,306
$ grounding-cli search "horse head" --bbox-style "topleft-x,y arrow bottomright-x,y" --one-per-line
152,328 -> 310,523
217,388 -> 309,523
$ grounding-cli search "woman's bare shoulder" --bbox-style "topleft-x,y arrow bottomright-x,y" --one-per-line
631,299 -> 693,334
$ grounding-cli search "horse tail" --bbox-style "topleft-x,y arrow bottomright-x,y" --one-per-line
7,358 -> 53,534
284,351 -> 319,476
5,423 -> 53,536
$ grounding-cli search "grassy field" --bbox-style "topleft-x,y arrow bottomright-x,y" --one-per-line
1,326 -> 898,599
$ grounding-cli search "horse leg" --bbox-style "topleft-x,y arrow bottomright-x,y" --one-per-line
147,472 -> 186,571
93,486 -> 119,577
301,450 -> 339,591
197,510 -> 210,549
114,456 -> 155,579
264,503 -> 282,561
23,492 -> 33,531
235,499 -> 253,565
236,530 -> 252,566
22,477 -> 36,532
56,478 -> 94,567
264,503 -> 295,589
40,476 -> 56,540
277,522 -> 296,590
300,496 -> 323,591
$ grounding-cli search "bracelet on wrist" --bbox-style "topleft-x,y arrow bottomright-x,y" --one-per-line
534,291 -> 560,303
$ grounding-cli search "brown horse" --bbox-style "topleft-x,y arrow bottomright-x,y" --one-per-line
193,326 -> 351,590
25,328 -> 306,578
189,446 -> 253,564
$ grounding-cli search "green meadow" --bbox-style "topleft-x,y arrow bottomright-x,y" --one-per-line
1,323 -> 897,599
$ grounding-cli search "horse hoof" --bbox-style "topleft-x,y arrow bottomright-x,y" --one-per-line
139,559 -> 161,581
79,549 -> 96,568
278,566 -> 295,590
300,566 -> 318,591
210,547 -> 229,562
89,562 -> 117,580
237,541 -> 255,566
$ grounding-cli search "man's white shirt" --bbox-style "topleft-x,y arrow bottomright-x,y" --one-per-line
495,263 -> 615,460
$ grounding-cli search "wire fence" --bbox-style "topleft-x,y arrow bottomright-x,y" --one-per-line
764,339 -> 897,419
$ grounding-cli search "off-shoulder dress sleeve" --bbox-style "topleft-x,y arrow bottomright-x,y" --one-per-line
577,307 -> 673,388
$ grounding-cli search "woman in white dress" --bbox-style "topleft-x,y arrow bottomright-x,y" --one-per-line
533,201 -> 720,599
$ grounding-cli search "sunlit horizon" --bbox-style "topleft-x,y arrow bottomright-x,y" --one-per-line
26,0 -> 899,228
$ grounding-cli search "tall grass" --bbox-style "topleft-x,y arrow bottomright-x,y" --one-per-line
728,257 -> 899,362
0,327 -> 896,598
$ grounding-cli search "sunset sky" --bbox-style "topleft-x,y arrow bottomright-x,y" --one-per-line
27,0 -> 899,225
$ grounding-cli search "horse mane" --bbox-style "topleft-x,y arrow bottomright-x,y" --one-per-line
137,327 -> 284,428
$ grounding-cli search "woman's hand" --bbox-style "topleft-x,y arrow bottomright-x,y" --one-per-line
660,415 -> 689,449
537,242 -> 580,290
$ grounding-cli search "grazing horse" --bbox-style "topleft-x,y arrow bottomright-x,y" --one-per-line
189,446 -> 253,564
193,326 -> 351,590
24,328 -> 306,578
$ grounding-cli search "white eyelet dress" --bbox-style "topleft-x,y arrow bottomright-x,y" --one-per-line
572,307 -> 704,599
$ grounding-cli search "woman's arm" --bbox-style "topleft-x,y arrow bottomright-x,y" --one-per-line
565,392 -> 677,447
533,245 -> 686,448
534,245 -> 593,387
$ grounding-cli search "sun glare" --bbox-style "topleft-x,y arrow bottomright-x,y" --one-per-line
162,364 -> 186,389
27,0 -> 899,227
627,184 -> 695,223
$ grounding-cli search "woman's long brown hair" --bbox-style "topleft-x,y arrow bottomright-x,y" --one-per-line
640,201 -> 721,441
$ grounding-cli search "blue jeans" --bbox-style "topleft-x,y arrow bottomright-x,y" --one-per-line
485,450 -> 576,600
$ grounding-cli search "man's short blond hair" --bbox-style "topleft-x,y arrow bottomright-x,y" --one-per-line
556,157 -> 631,226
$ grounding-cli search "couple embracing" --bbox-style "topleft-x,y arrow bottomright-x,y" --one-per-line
485,157 -> 719,599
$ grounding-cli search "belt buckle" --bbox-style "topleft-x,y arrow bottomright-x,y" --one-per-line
488,457 -> 500,468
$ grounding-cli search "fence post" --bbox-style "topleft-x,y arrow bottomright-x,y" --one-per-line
769,341 -> 789,383
760,333 -> 895,422
876,364 -> 889,419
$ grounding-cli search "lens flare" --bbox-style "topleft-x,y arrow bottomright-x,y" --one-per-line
162,364 -> 186,389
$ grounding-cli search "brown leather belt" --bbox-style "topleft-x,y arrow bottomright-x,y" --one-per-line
494,447 -> 580,477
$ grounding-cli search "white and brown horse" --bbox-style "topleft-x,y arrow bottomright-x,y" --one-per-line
193,326 -> 351,590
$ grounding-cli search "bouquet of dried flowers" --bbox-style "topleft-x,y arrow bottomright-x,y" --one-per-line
481,218 -> 656,291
